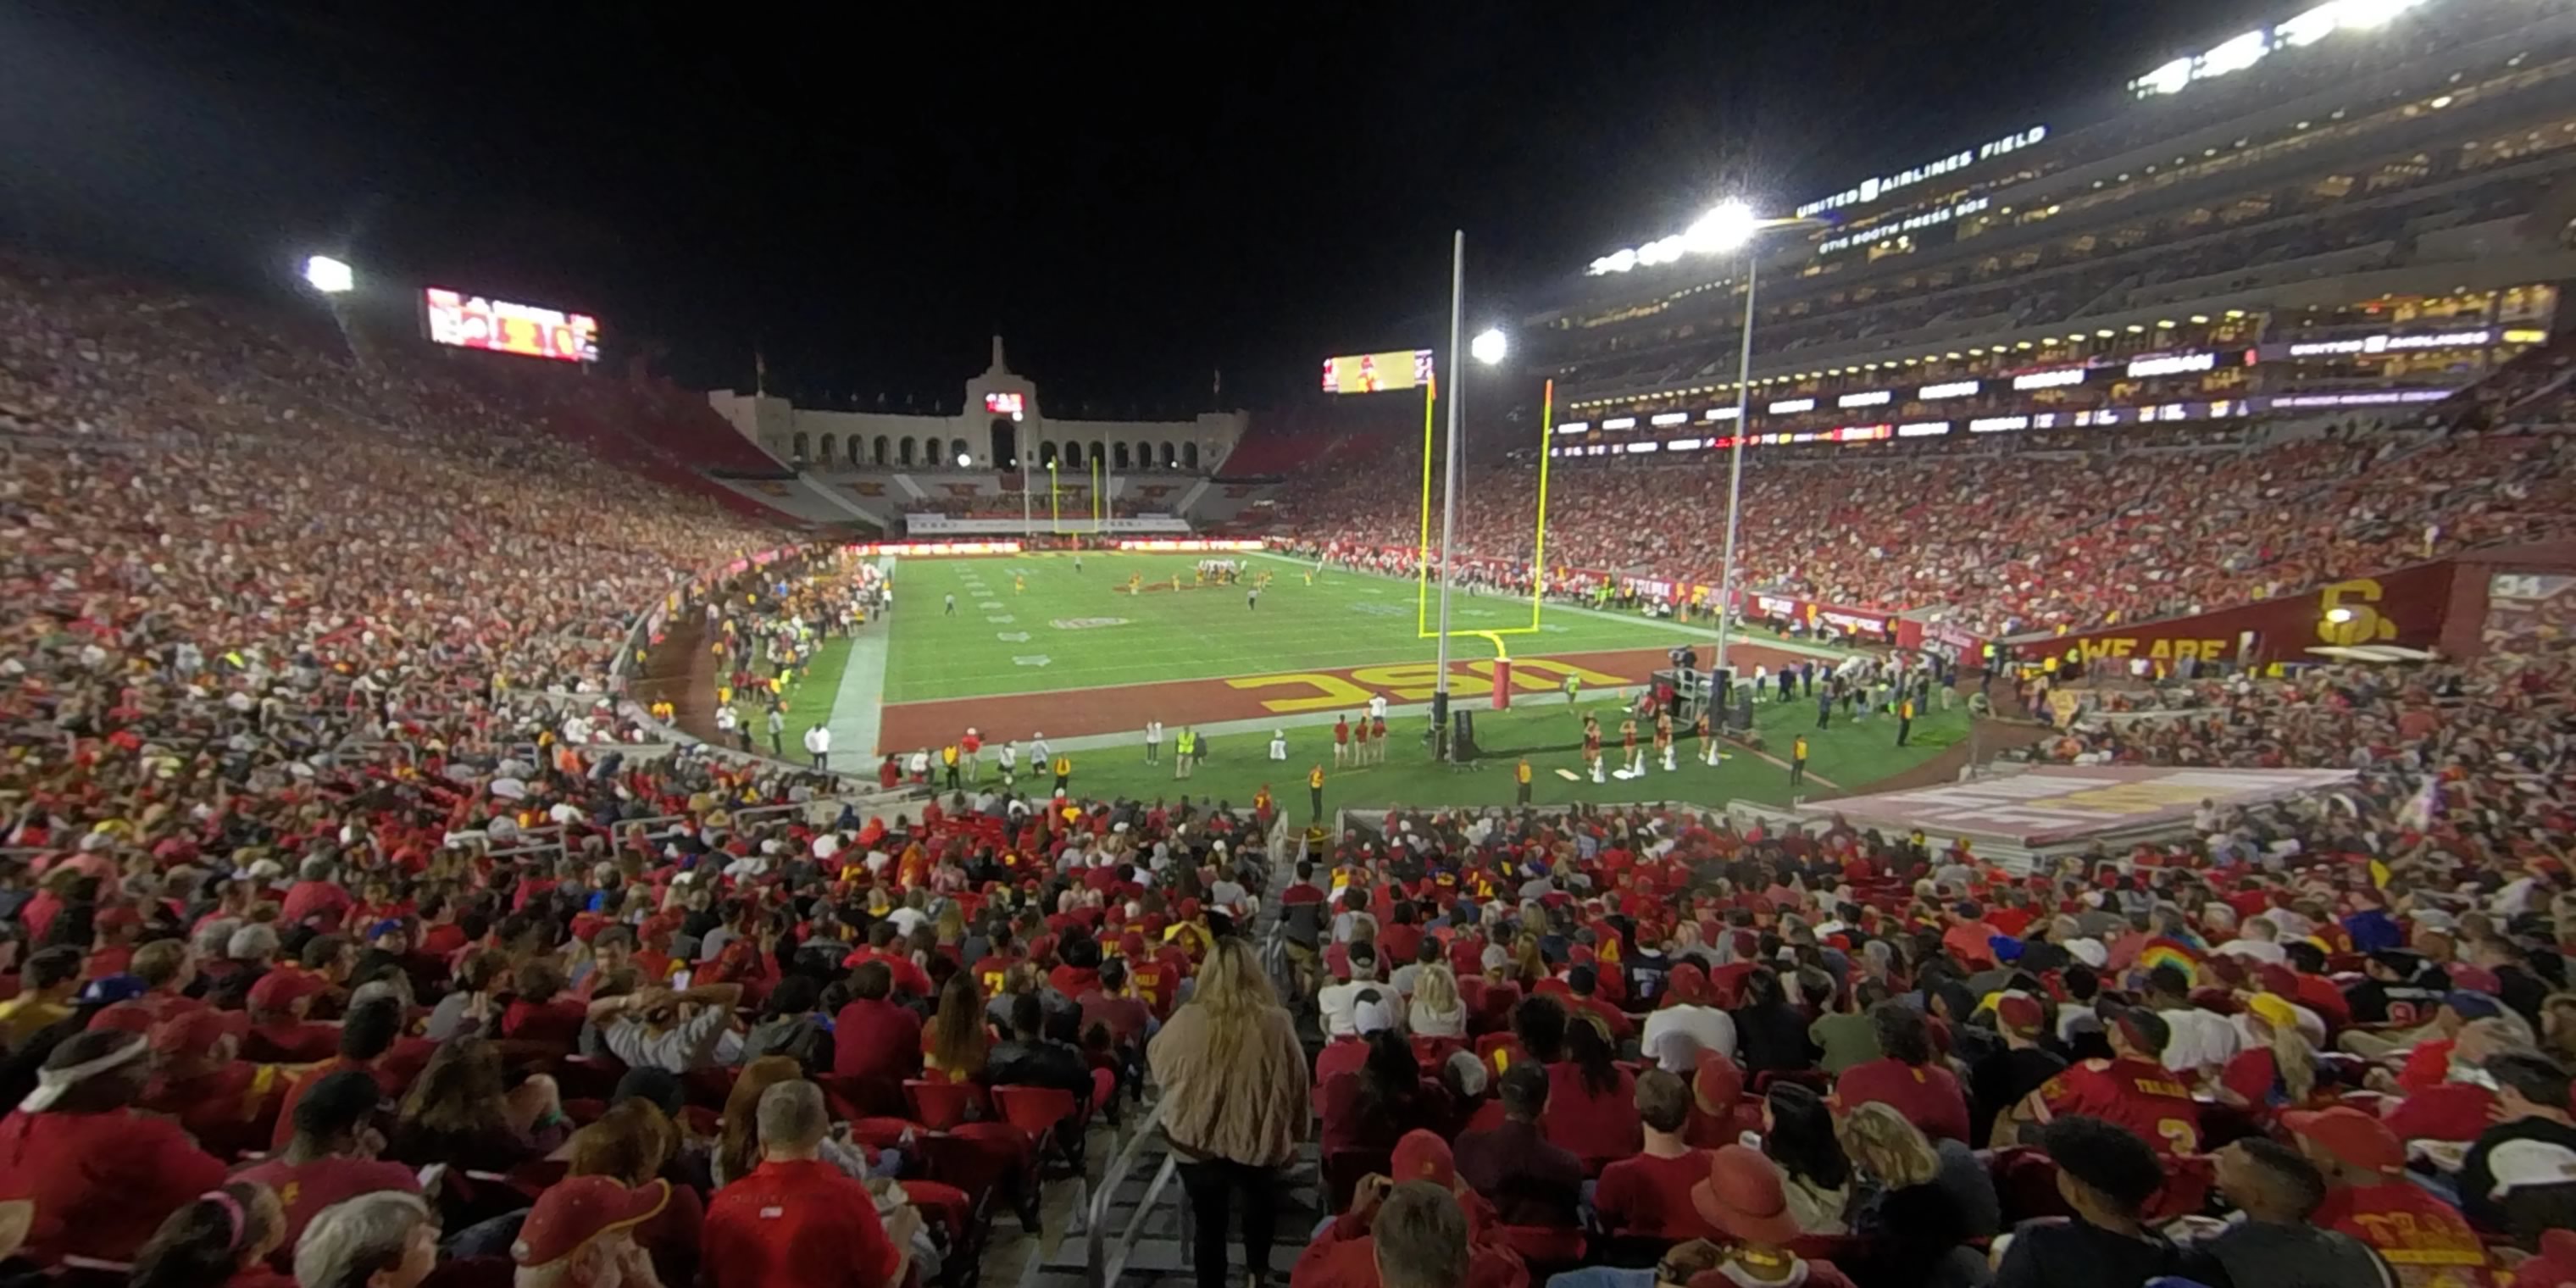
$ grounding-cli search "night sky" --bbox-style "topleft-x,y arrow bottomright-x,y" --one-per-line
2,0 -> 2272,413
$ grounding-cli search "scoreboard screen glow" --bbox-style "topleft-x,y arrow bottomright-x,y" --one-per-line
422,287 -> 601,364
1320,348 -> 1436,395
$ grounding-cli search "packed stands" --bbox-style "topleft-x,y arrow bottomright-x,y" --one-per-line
1273,409 -> 2576,637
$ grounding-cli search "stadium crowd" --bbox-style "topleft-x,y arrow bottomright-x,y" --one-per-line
0,250 -> 2573,1288
1280,417 -> 2576,637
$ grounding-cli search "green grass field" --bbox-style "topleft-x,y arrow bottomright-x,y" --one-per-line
804,552 -> 1979,811
880,552 -> 1713,702
921,689 -> 1972,813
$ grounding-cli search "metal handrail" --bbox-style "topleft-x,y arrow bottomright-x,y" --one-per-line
1085,1097 -> 1181,1288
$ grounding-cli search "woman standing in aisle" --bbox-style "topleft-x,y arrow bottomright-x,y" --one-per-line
1148,935 -> 1308,1288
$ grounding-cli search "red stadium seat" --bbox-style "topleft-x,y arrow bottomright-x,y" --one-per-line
907,1079 -> 983,1130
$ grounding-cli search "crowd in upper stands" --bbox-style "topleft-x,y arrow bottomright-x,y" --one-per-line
1278,414 -> 2576,638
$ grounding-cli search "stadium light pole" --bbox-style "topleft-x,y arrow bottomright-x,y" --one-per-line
1432,231 -> 1494,757
1701,202 -> 1813,697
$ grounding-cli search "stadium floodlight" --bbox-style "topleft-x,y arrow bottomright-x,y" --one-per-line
302,255 -> 354,295
955,452 -> 973,468
1683,200 -> 1761,255
1471,328 -> 1508,366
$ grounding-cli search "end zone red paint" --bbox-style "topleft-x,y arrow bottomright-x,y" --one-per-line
874,643 -> 1814,752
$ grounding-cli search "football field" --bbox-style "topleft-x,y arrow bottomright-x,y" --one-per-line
883,551 -> 1692,702
771,551 -> 1975,810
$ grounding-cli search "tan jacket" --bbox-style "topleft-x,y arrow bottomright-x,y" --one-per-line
1146,1002 -> 1308,1168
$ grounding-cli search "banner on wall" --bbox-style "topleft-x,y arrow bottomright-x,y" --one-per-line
1118,539 -> 1267,552
2011,560 -> 2457,669
841,541 -> 1025,557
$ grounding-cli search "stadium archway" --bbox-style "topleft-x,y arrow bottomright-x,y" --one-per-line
951,437 -> 970,467
1184,442 -> 1200,469
1062,441 -> 1080,469
818,434 -> 836,465
1135,440 -> 1152,469
792,431 -> 810,461
1091,440 -> 1106,469
1160,441 -> 1175,469
871,436 -> 888,466
1039,441 -> 1058,469
899,436 -> 916,466
1113,442 -> 1132,470
847,437 -> 863,466
989,419 -> 1017,469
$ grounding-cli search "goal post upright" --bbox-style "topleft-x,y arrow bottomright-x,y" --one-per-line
1528,377 -> 1553,631
1416,375 -> 1437,638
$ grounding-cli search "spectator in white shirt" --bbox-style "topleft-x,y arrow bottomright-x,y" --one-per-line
1318,941 -> 1404,1037
2214,917 -> 2289,967
587,980 -> 746,1071
1639,963 -> 1738,1060
2146,964 -> 2239,1076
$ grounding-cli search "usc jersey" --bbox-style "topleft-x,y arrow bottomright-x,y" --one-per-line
2037,1057 -> 2202,1156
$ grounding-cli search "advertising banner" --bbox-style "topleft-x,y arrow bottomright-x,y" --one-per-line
2011,561 -> 2457,670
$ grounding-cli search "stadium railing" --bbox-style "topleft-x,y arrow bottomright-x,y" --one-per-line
1082,1096 -> 1180,1288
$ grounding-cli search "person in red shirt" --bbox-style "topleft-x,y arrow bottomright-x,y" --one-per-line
138,1008 -> 302,1158
1544,1021 -> 1641,1169
268,998 -> 432,1151
1563,965 -> 1632,1043
509,1174 -> 672,1288
236,1070 -> 424,1263
0,1029 -> 230,1266
702,1078 -> 916,1288
841,924 -> 933,999
88,938 -> 215,1035
2285,1107 -> 2497,1288
242,969 -> 340,1064
414,893 -> 468,960
85,902 -> 143,980
1940,902 -> 2001,968
2018,1008 -> 2201,1156
831,963 -> 924,1084
1594,1069 -> 1720,1240
1835,1003 -> 1972,1143
277,856 -> 355,933
1280,863 -> 1328,909
499,959 -> 591,1051
1077,957 -> 1153,1047
1291,1131 -> 1524,1288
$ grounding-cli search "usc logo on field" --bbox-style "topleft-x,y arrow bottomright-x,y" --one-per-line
2318,578 -> 2400,647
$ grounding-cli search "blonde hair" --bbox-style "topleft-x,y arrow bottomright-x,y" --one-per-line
1179,938 -> 1282,1073
1840,1102 -> 1940,1188
1413,964 -> 1463,1020
2247,1008 -> 2318,1105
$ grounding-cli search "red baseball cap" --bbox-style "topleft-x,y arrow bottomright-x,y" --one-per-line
147,1008 -> 238,1060
511,1177 -> 670,1268
247,969 -> 328,1014
1664,962 -> 1710,1005
1692,1049 -> 1744,1115
1391,1129 -> 1457,1189
1994,992 -> 2044,1035
2284,1107 -> 2404,1174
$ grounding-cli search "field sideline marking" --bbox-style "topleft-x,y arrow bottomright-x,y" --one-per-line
824,564 -> 895,769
